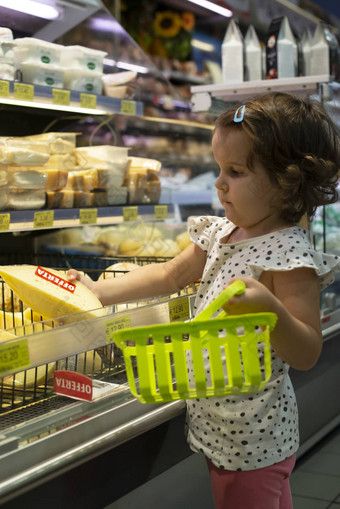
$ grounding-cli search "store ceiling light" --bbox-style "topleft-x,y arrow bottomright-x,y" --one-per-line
0,0 -> 60,20
186,0 -> 232,17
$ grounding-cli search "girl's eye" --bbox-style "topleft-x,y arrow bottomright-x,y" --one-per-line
231,169 -> 242,176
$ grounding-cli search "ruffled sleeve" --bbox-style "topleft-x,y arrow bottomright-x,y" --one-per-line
246,246 -> 340,290
188,216 -> 230,255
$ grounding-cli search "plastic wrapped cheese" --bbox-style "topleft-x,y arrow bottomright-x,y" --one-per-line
0,265 -> 104,322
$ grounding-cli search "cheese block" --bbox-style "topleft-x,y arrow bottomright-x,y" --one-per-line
0,188 -> 7,210
7,189 -> 46,210
23,132 -> 77,154
0,168 -> 8,186
91,187 -> 128,206
0,329 -> 55,387
0,265 -> 104,322
46,190 -> 74,208
7,169 -> 47,189
1,282 -> 27,312
0,310 -> 25,329
73,191 -> 94,208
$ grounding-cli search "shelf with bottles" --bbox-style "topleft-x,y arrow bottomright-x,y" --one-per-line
190,74 -> 331,111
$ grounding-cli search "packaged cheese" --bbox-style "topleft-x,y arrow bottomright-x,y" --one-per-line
0,138 -> 50,166
0,265 -> 104,322
46,190 -> 74,208
22,132 -> 78,154
7,189 -> 46,210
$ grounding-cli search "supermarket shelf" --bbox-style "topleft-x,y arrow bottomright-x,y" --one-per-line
0,80 -> 144,116
0,204 -> 175,233
190,75 -> 330,111
0,291 -> 196,377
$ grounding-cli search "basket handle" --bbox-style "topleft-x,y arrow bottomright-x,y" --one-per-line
193,280 -> 246,322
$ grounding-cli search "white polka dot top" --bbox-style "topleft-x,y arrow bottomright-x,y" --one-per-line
186,216 -> 340,471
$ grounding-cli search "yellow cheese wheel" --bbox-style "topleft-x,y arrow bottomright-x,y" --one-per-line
0,265 -> 104,323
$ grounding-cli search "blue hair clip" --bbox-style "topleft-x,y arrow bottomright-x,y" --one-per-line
234,105 -> 245,123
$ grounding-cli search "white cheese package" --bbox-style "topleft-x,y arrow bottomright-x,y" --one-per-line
20,61 -> 64,89
64,68 -> 103,95
14,38 -> 63,66
22,132 -> 78,154
61,45 -> 107,73
6,168 -> 68,191
0,138 -> 50,166
7,189 -> 46,210
0,265 -> 105,323
75,146 -> 129,171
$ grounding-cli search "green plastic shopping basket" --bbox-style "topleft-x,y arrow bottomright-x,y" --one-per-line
114,281 -> 277,404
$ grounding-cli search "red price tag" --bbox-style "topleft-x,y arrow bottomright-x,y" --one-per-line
54,370 -> 93,401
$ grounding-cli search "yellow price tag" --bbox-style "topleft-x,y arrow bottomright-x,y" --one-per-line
120,100 -> 136,115
52,88 -> 70,106
0,80 -> 10,97
105,315 -> 131,344
14,83 -> 34,101
123,206 -> 138,222
34,210 -> 54,229
80,93 -> 97,109
169,297 -> 190,322
79,208 -> 98,224
0,213 -> 10,231
154,205 -> 168,220
0,338 -> 30,376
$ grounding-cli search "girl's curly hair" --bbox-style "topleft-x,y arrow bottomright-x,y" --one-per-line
214,92 -> 340,223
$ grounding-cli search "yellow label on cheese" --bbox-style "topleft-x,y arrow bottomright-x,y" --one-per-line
14,83 -> 34,101
34,210 -> 54,229
105,315 -> 131,344
0,338 -> 30,376
120,100 -> 136,115
154,205 -> 168,220
123,206 -> 138,222
80,93 -> 97,109
0,80 -> 10,97
52,88 -> 70,106
0,213 -> 10,231
169,297 -> 190,322
79,208 -> 97,225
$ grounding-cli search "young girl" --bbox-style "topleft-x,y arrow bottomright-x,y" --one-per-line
68,92 -> 340,508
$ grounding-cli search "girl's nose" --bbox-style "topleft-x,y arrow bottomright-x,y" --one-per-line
215,175 -> 228,191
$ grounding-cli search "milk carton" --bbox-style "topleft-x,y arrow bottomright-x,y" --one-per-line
310,24 -> 340,80
301,29 -> 312,75
244,25 -> 262,81
266,17 -> 296,79
222,19 -> 244,83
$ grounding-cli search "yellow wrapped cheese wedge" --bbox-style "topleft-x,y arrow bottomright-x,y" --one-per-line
0,329 -> 55,387
0,265 -> 104,322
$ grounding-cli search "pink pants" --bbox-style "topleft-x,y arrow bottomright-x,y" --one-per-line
206,454 -> 296,509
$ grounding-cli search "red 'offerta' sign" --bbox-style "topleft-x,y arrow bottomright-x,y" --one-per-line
35,266 -> 76,293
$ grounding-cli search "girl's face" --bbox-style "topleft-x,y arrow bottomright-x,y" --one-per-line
213,127 -> 284,236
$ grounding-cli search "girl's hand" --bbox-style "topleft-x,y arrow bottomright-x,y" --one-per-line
222,277 -> 278,315
67,269 -> 97,295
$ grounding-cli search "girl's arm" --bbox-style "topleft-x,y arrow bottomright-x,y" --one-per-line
224,269 -> 322,371
67,243 -> 206,306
